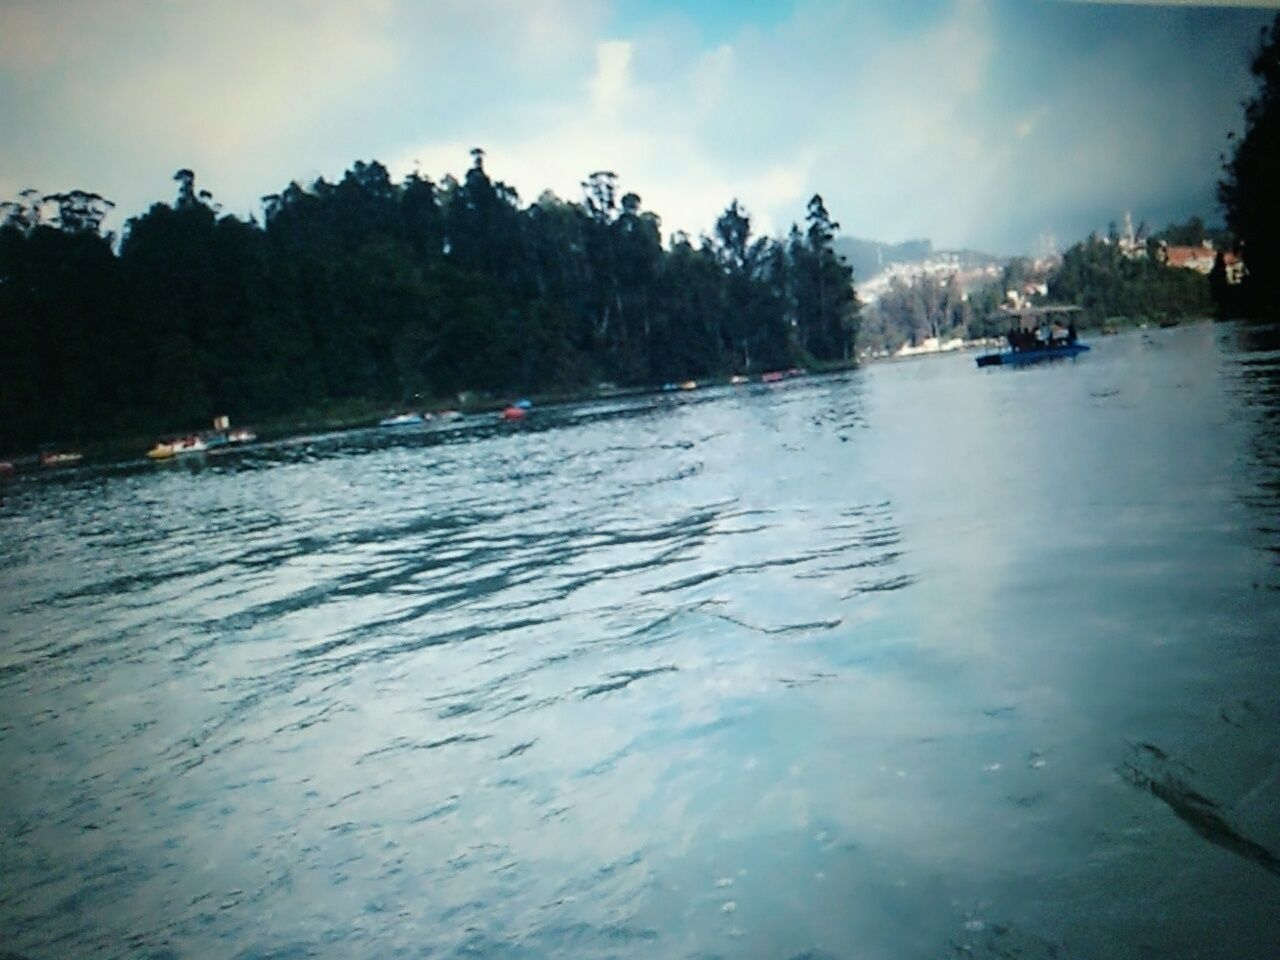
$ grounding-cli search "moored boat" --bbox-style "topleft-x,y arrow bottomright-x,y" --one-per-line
39,449 -> 83,468
148,435 -> 208,459
191,417 -> 259,451
379,412 -> 424,427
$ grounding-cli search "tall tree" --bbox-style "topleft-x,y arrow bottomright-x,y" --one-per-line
792,194 -> 859,361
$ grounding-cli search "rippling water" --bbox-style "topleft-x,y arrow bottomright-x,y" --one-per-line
2,322 -> 1279,959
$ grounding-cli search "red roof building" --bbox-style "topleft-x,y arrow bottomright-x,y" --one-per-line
1160,243 -> 1217,274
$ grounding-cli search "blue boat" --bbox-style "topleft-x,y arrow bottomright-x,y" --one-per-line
976,343 -> 1090,367
977,305 -> 1089,369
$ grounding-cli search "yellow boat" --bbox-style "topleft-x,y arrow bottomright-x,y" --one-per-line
147,443 -> 175,460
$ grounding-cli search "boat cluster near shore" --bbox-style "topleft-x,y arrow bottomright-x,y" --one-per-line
1,352 -> 1094,478
147,423 -> 258,460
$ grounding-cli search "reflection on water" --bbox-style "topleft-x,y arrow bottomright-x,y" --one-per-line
1,323 -> 1278,959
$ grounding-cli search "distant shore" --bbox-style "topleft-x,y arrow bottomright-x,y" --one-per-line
0,361 -> 861,473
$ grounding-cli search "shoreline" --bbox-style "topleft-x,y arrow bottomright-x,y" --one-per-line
1,360 -> 861,475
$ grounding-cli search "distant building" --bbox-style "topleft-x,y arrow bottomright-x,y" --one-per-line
894,336 -> 966,358
1158,241 -> 1217,275
1117,211 -> 1147,259
1221,251 -> 1245,285
1003,280 -> 1049,310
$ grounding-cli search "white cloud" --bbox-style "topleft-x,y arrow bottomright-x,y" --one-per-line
1016,106 -> 1051,140
0,0 -> 1267,250
591,40 -> 634,112
391,33 -> 813,240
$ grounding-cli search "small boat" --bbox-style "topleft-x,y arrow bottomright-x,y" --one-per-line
977,305 -> 1089,369
679,380 -> 698,390
379,413 -> 423,427
39,450 -> 83,468
207,416 -> 257,446
0,461 -> 14,476
174,436 -> 207,454
514,399 -> 533,410
761,371 -> 785,383
148,435 -> 208,459
500,405 -> 526,421
437,410 -> 463,421
730,375 -> 749,385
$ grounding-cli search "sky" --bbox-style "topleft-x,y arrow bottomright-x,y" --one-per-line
0,0 -> 1276,255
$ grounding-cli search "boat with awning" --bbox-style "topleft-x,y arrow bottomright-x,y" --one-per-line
976,305 -> 1089,368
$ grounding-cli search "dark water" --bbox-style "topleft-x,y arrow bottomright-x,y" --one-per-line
2,322 -> 1279,960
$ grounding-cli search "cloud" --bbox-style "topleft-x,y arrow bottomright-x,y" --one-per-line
0,0 -> 1270,251
0,0 -> 605,218
390,32 -> 814,239
591,40 -> 634,112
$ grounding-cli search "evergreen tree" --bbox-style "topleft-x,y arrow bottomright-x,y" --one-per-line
0,155 -> 863,455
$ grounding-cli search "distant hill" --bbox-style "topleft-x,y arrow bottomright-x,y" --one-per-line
833,236 -> 934,281
833,236 -> 1007,281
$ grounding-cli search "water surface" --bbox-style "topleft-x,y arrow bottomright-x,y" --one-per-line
2,322 -> 1278,959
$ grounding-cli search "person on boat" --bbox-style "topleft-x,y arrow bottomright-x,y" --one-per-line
1050,320 -> 1067,346
1007,325 -> 1020,351
1067,320 -> 1078,345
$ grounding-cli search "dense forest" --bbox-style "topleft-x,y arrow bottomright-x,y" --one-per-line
0,152 -> 858,452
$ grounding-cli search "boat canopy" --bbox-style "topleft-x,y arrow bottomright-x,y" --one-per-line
993,305 -> 1083,331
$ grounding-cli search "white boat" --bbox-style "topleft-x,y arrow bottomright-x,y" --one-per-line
173,436 -> 207,454
148,435 -> 208,460
379,413 -> 423,427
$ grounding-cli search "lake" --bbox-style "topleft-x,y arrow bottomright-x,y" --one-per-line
1,322 -> 1278,959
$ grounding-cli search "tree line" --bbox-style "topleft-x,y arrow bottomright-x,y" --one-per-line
0,152 -> 858,452
1046,229 -> 1214,326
